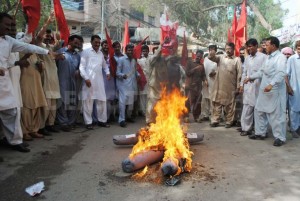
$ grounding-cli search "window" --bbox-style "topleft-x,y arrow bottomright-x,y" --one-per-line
148,16 -> 155,26
81,26 -> 95,37
72,26 -> 77,30
130,8 -> 144,21
61,0 -> 84,11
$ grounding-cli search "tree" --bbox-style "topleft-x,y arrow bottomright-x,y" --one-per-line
129,0 -> 287,44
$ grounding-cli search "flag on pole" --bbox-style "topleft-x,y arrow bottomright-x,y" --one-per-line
53,0 -> 70,46
228,6 -> 237,43
122,21 -> 130,53
133,35 -> 149,59
235,0 -> 247,56
21,0 -> 41,33
181,31 -> 188,69
105,28 -> 117,77
235,0 -> 247,37
231,6 -> 237,36
133,36 -> 149,91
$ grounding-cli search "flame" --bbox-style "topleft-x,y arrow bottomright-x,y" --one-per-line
129,87 -> 193,175
132,166 -> 148,179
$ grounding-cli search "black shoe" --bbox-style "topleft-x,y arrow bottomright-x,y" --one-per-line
0,137 -> 10,147
200,116 -> 210,121
234,121 -> 241,127
236,127 -> 242,132
98,122 -> 110,128
61,125 -> 71,132
210,122 -> 219,127
248,134 -> 265,140
138,111 -> 145,117
46,125 -> 60,133
126,118 -> 135,123
240,131 -> 251,136
119,121 -> 127,127
86,124 -> 94,130
225,124 -> 232,128
11,144 -> 30,152
38,128 -> 52,136
22,142 -> 30,147
273,138 -> 284,147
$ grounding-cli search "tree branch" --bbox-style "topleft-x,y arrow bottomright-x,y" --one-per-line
248,1 -> 272,31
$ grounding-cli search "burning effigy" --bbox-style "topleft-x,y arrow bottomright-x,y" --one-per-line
115,87 -> 204,180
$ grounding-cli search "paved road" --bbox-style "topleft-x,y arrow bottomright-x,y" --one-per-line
1,117 -> 300,201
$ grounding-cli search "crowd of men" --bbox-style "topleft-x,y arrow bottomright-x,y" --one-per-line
1,11 -> 300,154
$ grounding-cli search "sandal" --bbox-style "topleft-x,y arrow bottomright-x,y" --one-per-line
23,134 -> 33,141
29,132 -> 44,138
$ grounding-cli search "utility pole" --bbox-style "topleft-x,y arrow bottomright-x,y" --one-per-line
117,0 -> 121,41
101,0 -> 105,35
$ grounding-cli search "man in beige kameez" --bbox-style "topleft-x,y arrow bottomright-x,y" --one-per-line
36,13 -> 61,133
208,42 -> 242,128
20,53 -> 47,139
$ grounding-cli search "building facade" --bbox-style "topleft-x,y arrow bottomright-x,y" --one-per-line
61,0 -> 162,43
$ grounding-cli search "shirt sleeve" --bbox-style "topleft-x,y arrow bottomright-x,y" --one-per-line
116,57 -> 125,79
240,59 -> 248,86
236,58 -> 242,88
270,54 -> 287,86
102,54 -> 110,75
286,56 -> 292,78
149,45 -> 162,67
8,36 -> 49,55
79,51 -> 89,80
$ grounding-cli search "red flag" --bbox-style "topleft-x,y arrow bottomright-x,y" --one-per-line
53,0 -> 70,46
181,31 -> 188,68
122,21 -> 130,53
105,28 -> 117,77
136,63 -> 147,91
231,7 -> 237,36
236,0 -> 247,36
133,36 -> 149,91
21,0 -> 40,33
235,0 -> 247,56
133,35 -> 149,59
227,7 -> 237,43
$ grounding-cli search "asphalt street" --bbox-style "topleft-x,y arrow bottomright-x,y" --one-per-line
1,117 -> 300,201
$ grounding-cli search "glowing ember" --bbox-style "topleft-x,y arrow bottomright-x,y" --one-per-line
132,166 -> 148,179
129,87 -> 193,175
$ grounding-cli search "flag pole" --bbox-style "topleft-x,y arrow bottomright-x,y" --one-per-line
13,0 -> 21,19
234,34 -> 236,55
243,26 -> 246,44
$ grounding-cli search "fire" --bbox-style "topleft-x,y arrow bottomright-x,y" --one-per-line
132,166 -> 148,179
129,87 -> 193,175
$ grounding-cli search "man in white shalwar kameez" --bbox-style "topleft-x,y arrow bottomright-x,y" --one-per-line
239,39 -> 267,136
79,35 -> 110,129
137,45 -> 152,116
245,37 -> 287,146
200,45 -> 218,121
0,13 -> 51,152
286,40 -> 300,137
7,21 -> 32,141
116,44 -> 139,127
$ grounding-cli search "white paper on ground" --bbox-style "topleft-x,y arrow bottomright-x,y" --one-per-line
25,181 -> 45,196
